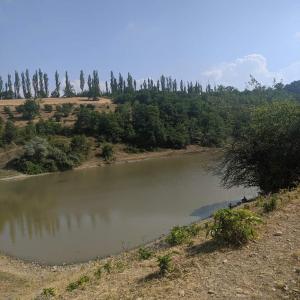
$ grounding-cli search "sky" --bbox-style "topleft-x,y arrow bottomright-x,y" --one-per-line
1,0 -> 300,90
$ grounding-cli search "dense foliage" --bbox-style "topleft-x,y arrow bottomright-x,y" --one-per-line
221,101 -> 300,193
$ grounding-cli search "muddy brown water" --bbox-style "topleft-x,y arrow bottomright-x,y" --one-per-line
0,152 -> 256,264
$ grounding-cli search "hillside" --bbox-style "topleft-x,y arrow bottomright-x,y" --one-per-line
0,188 -> 299,299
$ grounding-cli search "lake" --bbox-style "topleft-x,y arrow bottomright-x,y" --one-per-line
0,152 -> 256,264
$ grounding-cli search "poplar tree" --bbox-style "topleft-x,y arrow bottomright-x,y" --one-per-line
80,70 -> 85,93
64,71 -> 75,97
25,69 -> 32,98
38,69 -> 45,97
52,70 -> 61,97
7,74 -> 13,99
0,76 -> 3,99
87,74 -> 92,98
92,70 -> 100,100
14,71 -> 21,98
43,73 -> 49,97
32,71 -> 38,98
21,72 -> 27,98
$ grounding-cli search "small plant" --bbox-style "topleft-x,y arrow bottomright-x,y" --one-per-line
263,196 -> 278,213
157,254 -> 172,276
44,104 -> 53,113
101,143 -> 114,162
66,275 -> 89,292
166,224 -> 200,246
207,208 -> 262,246
42,287 -> 55,297
138,247 -> 153,260
94,267 -> 102,279
103,261 -> 112,273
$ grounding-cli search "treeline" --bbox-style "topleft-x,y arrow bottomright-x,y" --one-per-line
4,69 -> 300,101
0,69 -> 208,100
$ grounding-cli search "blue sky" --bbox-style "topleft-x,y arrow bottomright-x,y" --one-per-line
1,0 -> 300,90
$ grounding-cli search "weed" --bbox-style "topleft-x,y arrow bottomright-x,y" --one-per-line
103,261 -> 112,273
138,247 -> 153,260
263,196 -> 278,213
42,287 -> 55,297
94,267 -> 102,279
66,275 -> 90,292
157,254 -> 173,276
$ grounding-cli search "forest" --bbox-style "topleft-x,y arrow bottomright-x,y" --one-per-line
0,69 -> 300,193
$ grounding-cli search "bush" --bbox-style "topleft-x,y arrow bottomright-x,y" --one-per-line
101,143 -> 114,162
3,120 -> 17,144
4,106 -> 14,119
22,99 -> 40,120
94,267 -> 102,279
44,104 -> 53,112
157,254 -> 172,276
207,208 -> 262,246
263,196 -> 278,213
66,275 -> 89,292
166,224 -> 200,246
138,247 -> 153,260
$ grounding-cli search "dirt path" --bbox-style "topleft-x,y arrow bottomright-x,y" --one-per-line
0,188 -> 299,299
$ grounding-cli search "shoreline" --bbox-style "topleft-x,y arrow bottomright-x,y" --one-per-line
0,145 -> 222,182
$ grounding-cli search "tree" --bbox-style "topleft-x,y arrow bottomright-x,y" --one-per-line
14,71 -> 21,98
51,70 -> 61,97
21,72 -> 27,98
220,101 -> 300,194
7,74 -> 13,99
0,76 -> 3,99
25,69 -> 32,98
22,99 -> 40,120
80,70 -> 85,93
43,73 -> 49,97
32,71 -> 38,98
38,68 -> 45,97
3,120 -> 17,144
64,71 -> 75,97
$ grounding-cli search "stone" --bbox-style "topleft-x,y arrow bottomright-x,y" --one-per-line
274,231 -> 283,236
178,290 -> 185,297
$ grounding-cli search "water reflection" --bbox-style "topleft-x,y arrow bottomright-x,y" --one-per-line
0,152 -> 256,264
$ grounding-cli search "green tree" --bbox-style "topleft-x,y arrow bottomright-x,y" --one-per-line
14,71 -> 21,98
80,70 -> 85,93
3,120 -> 17,144
25,69 -> 32,98
22,99 -> 40,120
43,73 -> 49,97
64,71 -> 75,97
221,101 -> 300,193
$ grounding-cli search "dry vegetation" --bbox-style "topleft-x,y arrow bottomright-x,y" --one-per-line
0,188 -> 300,300
0,97 -> 115,127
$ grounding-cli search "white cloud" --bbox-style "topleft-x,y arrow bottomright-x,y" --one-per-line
201,54 -> 300,89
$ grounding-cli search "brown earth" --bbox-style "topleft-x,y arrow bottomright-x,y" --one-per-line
0,97 -> 115,127
0,188 -> 299,300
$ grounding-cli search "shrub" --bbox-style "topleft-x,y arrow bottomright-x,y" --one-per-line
4,106 -> 14,119
138,247 -> 153,260
66,275 -> 89,292
3,120 -> 17,144
42,287 -> 55,297
103,261 -> 112,273
157,254 -> 172,276
101,143 -> 114,162
22,99 -> 40,120
44,104 -> 53,112
94,267 -> 102,279
263,196 -> 278,213
207,208 -> 262,246
166,224 -> 200,246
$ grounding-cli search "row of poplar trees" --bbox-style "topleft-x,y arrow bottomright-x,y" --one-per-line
0,69 -> 206,100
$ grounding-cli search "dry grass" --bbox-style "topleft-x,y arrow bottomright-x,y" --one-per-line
0,188 -> 300,299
